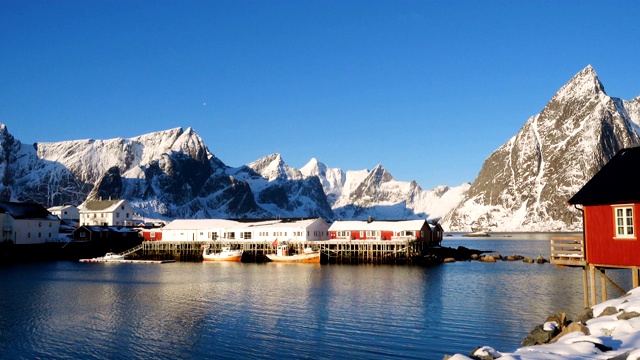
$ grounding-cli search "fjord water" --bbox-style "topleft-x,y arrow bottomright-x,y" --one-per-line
0,234 -> 631,359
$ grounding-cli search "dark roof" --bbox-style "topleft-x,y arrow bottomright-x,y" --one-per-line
0,202 -> 57,220
568,147 -> 640,206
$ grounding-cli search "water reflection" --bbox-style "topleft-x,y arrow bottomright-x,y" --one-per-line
1,236 -> 632,359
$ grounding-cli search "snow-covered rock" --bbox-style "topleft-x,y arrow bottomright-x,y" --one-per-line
448,286 -> 640,360
442,65 -> 640,232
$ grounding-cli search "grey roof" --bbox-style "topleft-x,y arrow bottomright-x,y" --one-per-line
568,146 -> 640,206
82,200 -> 124,212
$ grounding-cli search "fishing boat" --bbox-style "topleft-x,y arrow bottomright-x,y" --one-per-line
266,245 -> 320,263
202,245 -> 243,262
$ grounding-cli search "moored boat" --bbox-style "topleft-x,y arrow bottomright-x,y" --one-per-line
266,245 -> 320,263
202,245 -> 243,262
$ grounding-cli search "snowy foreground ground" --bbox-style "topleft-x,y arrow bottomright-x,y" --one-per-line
449,287 -> 640,360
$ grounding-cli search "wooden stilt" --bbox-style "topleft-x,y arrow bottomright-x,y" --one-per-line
601,268 -> 607,303
633,267 -> 639,288
590,264 -> 597,307
582,267 -> 589,308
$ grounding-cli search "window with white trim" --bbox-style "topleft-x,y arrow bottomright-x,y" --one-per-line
615,206 -> 635,238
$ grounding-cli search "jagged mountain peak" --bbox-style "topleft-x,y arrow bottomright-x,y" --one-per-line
553,64 -> 606,103
368,164 -> 393,183
300,157 -> 325,175
441,65 -> 640,232
246,153 -> 302,181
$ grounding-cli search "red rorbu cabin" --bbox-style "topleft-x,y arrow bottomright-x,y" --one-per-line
141,229 -> 162,241
328,219 -> 443,246
561,147 -> 640,306
568,147 -> 640,267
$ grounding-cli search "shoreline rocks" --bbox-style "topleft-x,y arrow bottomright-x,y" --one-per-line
443,306 -> 640,360
422,246 -> 548,265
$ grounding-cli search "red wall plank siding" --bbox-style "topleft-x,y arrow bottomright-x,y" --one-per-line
585,203 -> 640,266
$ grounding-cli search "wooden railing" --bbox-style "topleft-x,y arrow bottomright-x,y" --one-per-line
550,236 -> 586,267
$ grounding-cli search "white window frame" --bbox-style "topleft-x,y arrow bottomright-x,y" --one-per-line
614,206 -> 635,238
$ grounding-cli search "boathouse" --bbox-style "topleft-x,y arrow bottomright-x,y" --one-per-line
552,146 -> 640,306
0,202 -> 61,244
328,219 -> 443,246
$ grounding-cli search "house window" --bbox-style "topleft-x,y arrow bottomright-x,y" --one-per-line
241,232 -> 252,239
615,207 -> 635,238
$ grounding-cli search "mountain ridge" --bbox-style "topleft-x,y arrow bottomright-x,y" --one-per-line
0,125 -> 463,222
441,65 -> 640,232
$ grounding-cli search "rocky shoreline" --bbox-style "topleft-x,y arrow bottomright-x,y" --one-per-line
442,287 -> 640,360
422,245 -> 548,265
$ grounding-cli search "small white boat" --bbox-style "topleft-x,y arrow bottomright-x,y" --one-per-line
202,246 -> 243,262
103,252 -> 125,260
266,245 -> 320,263
79,252 -> 125,262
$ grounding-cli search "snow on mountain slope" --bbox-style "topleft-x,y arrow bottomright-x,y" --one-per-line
301,158 -> 469,221
442,65 -> 640,232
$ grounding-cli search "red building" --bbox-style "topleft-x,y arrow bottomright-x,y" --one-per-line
328,219 -> 443,246
568,147 -> 640,267
141,229 -> 162,241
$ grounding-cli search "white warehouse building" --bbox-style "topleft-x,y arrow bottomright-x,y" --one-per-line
161,218 -> 330,242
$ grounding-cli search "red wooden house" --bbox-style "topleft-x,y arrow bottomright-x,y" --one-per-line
562,147 -> 640,306
328,219 -> 443,246
568,147 -> 640,267
141,229 -> 162,241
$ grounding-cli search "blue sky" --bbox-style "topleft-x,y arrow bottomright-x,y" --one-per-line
1,1 -> 639,190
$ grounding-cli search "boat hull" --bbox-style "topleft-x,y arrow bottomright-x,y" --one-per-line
202,251 -> 243,262
266,252 -> 320,263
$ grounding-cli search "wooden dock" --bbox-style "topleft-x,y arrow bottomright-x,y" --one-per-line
79,258 -> 176,264
133,239 -> 430,264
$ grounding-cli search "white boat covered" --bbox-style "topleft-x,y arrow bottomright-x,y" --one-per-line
103,252 -> 125,260
266,245 -> 320,263
202,246 -> 243,262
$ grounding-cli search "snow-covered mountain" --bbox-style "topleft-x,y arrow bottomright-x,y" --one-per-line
441,65 -> 640,232
300,158 -> 470,220
0,125 -> 462,221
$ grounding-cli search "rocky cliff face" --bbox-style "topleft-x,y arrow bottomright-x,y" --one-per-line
441,65 -> 640,232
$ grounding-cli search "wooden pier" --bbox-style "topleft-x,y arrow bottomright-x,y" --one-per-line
133,239 -> 429,264
551,235 -> 638,308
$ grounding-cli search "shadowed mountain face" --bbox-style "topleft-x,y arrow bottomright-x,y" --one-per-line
441,65 -> 640,232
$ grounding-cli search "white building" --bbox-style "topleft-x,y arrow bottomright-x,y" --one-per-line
160,218 -> 330,242
0,202 -> 60,245
79,199 -> 137,227
48,205 -> 79,222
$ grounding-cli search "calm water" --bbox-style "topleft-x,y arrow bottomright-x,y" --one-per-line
0,234 -> 633,359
